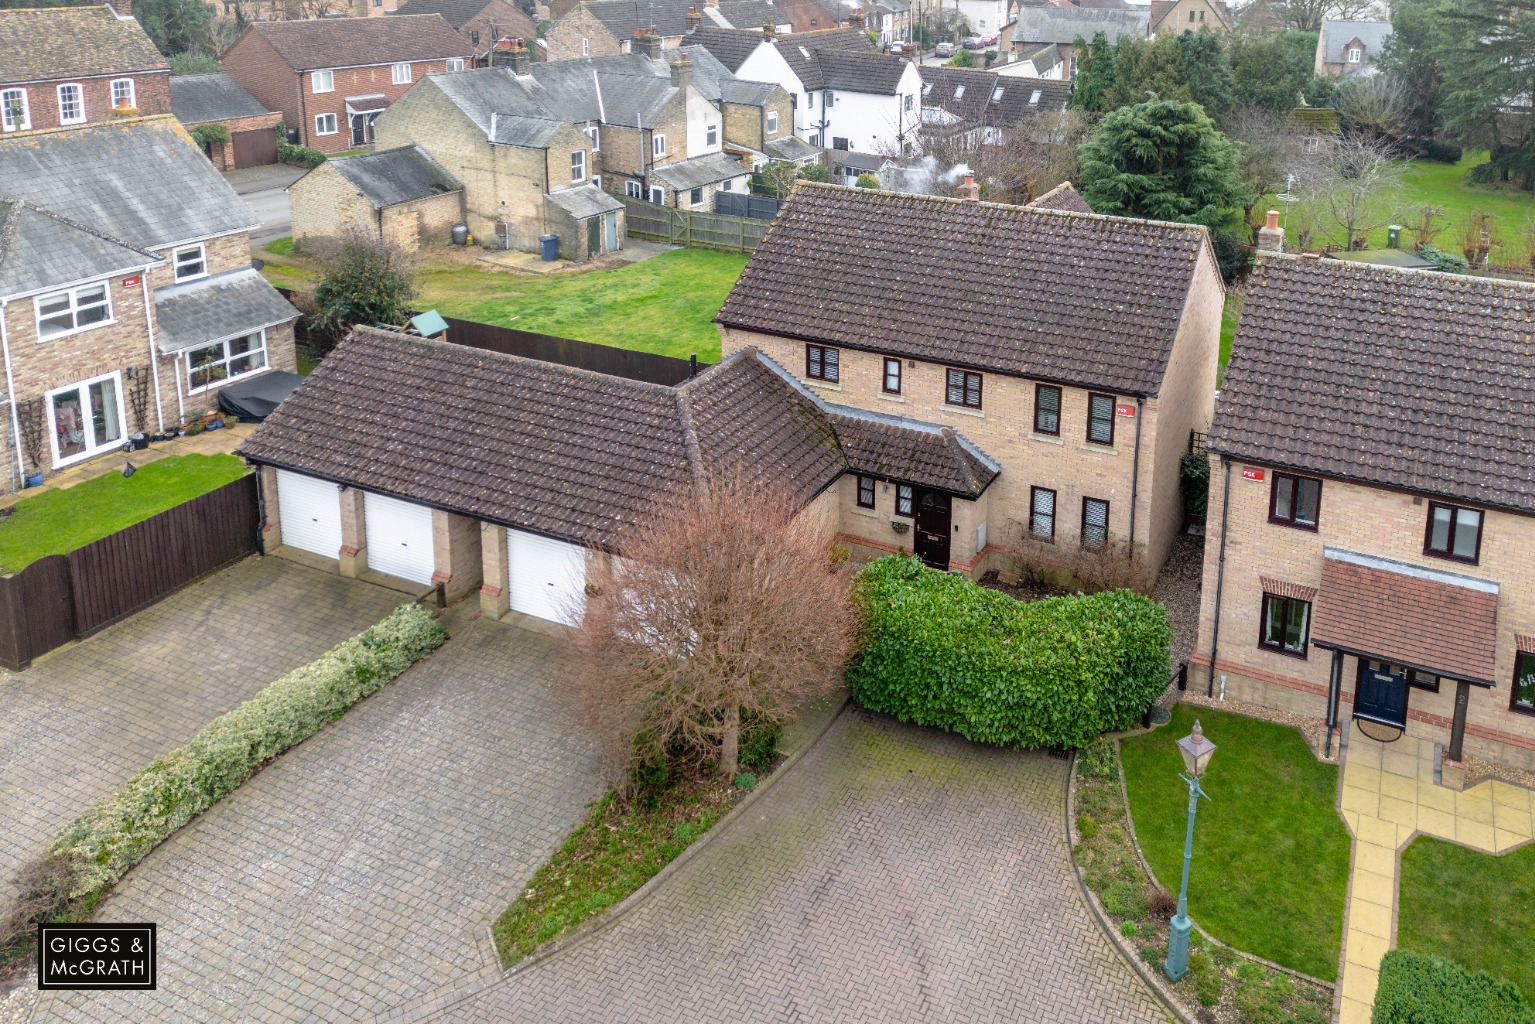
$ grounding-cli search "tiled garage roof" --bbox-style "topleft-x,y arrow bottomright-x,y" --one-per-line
829,406 -> 998,498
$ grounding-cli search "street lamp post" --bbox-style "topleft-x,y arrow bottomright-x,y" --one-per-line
1164,719 -> 1216,983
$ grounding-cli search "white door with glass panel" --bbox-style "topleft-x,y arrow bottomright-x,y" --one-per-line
47,372 -> 125,466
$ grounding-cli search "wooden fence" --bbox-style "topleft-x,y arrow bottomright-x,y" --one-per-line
0,475 -> 260,670
438,316 -> 709,386
714,192 -> 782,222
622,198 -> 770,254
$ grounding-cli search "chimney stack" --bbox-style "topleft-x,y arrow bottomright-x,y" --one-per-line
632,28 -> 662,59
108,0 -> 133,16
956,174 -> 979,201
685,5 -> 700,31
762,18 -> 774,39
507,38 -> 531,74
670,54 -> 693,90
1257,209 -> 1284,252
848,6 -> 865,29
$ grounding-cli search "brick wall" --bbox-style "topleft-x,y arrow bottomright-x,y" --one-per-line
722,89 -> 791,151
220,31 -> 304,144
0,70 -> 171,131
543,8 -> 621,60
188,110 -> 283,170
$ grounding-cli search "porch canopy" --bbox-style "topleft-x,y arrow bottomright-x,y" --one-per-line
1311,547 -> 1499,686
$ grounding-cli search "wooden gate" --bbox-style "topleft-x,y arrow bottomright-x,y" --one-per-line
231,128 -> 278,168
619,198 -> 768,254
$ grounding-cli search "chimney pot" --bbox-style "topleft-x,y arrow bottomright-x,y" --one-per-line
1257,209 -> 1284,252
1265,209 -> 1279,230
507,37 -> 530,74
632,29 -> 662,59
957,174 -> 979,201
671,55 -> 693,89
762,19 -> 774,39
686,5 -> 700,31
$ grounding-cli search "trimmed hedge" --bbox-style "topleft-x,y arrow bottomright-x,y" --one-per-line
847,556 -> 1170,749
1374,950 -> 1533,1024
52,604 -> 446,899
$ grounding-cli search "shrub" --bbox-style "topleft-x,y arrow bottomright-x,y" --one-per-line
1415,244 -> 1470,273
1102,879 -> 1149,919
738,720 -> 780,773
733,772 -> 757,790
1121,920 -> 1140,937
848,556 -> 1171,750
854,173 -> 880,190
1373,950 -> 1533,1024
1187,949 -> 1222,1006
1148,887 -> 1178,917
50,604 -> 446,900
1418,138 -> 1463,164
1079,739 -> 1120,782
1077,815 -> 1099,840
189,123 -> 231,148
278,141 -> 326,168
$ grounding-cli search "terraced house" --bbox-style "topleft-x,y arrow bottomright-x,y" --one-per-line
1193,253 -> 1535,774
717,182 -> 1224,581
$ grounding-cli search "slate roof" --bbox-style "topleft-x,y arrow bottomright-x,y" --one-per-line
1009,42 -> 1062,74
170,72 -> 271,124
917,66 -> 1070,127
0,116 -> 256,249
718,182 -> 1212,395
491,113 -> 567,146
0,6 -> 166,83
239,15 -> 471,72
394,0 -> 533,33
771,27 -> 874,86
686,25 -> 764,72
1028,180 -> 1093,214
1319,19 -> 1391,64
545,183 -> 623,218
1010,7 -> 1148,45
650,152 -> 748,190
583,0 -> 784,38
0,199 -> 160,300
1209,254 -> 1535,515
828,406 -> 998,497
153,268 -> 300,353
765,134 -> 818,160
325,145 -> 461,207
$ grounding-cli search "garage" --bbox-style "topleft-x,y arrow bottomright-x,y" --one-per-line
364,491 -> 436,585
507,528 -> 586,626
276,469 -> 343,559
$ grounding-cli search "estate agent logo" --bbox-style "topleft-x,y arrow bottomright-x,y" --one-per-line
37,923 -> 157,990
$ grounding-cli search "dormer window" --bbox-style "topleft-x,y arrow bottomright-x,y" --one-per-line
1347,47 -> 1362,62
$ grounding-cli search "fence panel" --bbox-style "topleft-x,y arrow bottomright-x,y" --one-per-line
715,192 -> 781,221
0,555 -> 74,670
620,198 -> 764,254
438,316 -> 709,386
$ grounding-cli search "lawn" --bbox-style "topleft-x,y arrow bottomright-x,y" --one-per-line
0,455 -> 248,573
1218,293 -> 1241,381
1397,835 -> 1535,999
1119,704 -> 1351,981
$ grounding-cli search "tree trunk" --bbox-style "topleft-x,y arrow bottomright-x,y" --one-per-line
720,706 -> 740,778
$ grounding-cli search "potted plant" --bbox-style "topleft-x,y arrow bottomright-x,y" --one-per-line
16,398 -> 47,488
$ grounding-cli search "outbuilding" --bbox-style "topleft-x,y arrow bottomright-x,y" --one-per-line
288,145 -> 464,253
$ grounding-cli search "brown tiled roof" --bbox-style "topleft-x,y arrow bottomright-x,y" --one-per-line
239,15 -> 471,71
829,407 -> 999,497
1210,254 -> 1535,514
717,182 -> 1213,395
812,50 -> 907,94
0,6 -> 166,83
1311,549 -> 1499,684
1027,180 -> 1093,214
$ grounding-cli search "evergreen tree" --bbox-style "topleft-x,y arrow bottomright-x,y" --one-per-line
1103,34 -> 1190,111
1434,0 -> 1534,189
1377,0 -> 1452,141
1069,32 -> 1118,113
1229,31 -> 1318,112
1177,29 -> 1235,124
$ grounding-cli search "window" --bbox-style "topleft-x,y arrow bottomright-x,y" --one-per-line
1086,392 -> 1115,445
1,88 -> 29,132
706,123 -> 718,146
832,136 -> 850,150
1082,497 -> 1109,548
586,124 -> 600,150
652,133 -> 666,156
1302,135 -> 1320,154
1269,472 -> 1321,529
591,175 -> 601,190
186,330 -> 268,392
1030,486 -> 1056,539
1424,501 -> 1482,563
1347,47 -> 1362,63
883,357 -> 901,394
896,484 -> 913,517
806,344 -> 839,382
807,92 -> 815,109
648,184 -> 664,204
626,179 -> 642,198
857,475 -> 876,508
571,149 -> 586,181
809,131 -> 821,146
1034,384 -> 1060,435
689,186 -> 704,206
953,85 -> 965,99
110,78 -> 135,109
581,36 -> 590,56
1198,8 -> 1205,18
312,70 -> 334,93
47,373 -> 123,466
946,368 -> 981,409
56,84 -> 84,125
766,110 -> 778,133
446,57 -> 465,72
35,283 -> 111,340
1513,651 -> 1535,716
1070,54 -> 1079,76
1259,593 -> 1310,657
903,94 -> 913,111
315,112 -> 338,135
719,178 -> 731,191
471,30 -> 479,45
173,244 -> 206,282
1408,670 -> 1439,693
392,62 -> 412,84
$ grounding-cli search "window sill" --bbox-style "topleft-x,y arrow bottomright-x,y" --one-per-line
876,392 -> 905,404
1029,532 -> 1055,544
945,405 -> 985,420
1269,518 -> 1320,532
1030,432 -> 1063,446
187,363 -> 269,397
1510,702 -> 1535,718
805,378 -> 842,392
1423,549 -> 1480,568
37,319 -> 117,343
850,505 -> 881,519
1079,443 -> 1118,456
1258,644 -> 1309,661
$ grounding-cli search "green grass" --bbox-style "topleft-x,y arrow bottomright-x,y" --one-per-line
263,236 -> 295,257
1218,293 -> 1241,381
0,455 -> 248,573
1397,835 -> 1535,998
1119,705 -> 1351,980
419,248 -> 746,360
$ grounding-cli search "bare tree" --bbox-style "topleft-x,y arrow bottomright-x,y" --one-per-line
1291,131 -> 1404,250
915,109 -> 1091,205
1405,204 -> 1447,248
569,470 -> 857,783
1282,0 -> 1379,32
1333,74 -> 1409,142
1226,106 -> 1301,242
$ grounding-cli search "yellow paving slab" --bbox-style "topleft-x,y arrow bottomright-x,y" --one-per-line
1345,930 -> 1392,970
1378,795 -> 1419,829
1350,864 -> 1398,907
1353,842 -> 1398,879
1495,829 -> 1532,853
1340,962 -> 1379,1005
1455,818 -> 1496,851
1378,771 -> 1417,803
1343,808 -> 1362,836
1345,763 -> 1384,792
1358,814 -> 1403,849
1416,806 -> 1457,841
1381,749 -> 1420,779
1346,740 -> 1383,769
1455,792 -> 1496,825
1415,781 -> 1458,814
1490,781 -> 1532,812
1348,898 -> 1394,939
1340,997 -> 1373,1024
1494,806 -> 1533,838
1341,784 -> 1380,816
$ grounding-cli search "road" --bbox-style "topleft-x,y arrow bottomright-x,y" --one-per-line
223,164 -> 306,249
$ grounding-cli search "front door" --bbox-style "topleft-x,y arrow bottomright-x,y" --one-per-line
349,113 -> 378,147
587,215 -> 601,256
47,373 -> 125,467
604,210 -> 618,251
913,489 -> 951,570
1354,659 -> 1410,729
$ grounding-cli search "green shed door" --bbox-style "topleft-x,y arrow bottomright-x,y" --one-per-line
587,216 -> 601,255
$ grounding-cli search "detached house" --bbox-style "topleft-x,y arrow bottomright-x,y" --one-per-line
545,0 -> 788,61
916,65 -> 1070,148
0,4 -> 170,134
1314,19 -> 1392,77
0,116 -> 298,490
1193,250 -> 1535,774
1009,6 -> 1148,78
220,14 -> 474,153
717,182 -> 1223,580
1147,0 -> 1230,36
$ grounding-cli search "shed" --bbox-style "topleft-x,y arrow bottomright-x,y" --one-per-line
289,145 -> 464,252
542,185 -> 624,261
169,73 -> 282,170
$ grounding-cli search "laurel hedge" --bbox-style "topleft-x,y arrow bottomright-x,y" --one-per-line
1374,951 -> 1533,1024
847,555 -> 1171,750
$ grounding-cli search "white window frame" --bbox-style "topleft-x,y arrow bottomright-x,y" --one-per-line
0,87 -> 29,132
904,93 -> 913,111
185,329 -> 269,394
625,179 -> 642,198
719,178 -> 731,191
648,184 -> 664,204
110,78 -> 136,109
35,282 -> 113,341
652,132 -> 666,157
56,83 -> 85,125
766,110 -> 778,134
571,149 -> 586,182
586,124 -> 600,150
46,371 -> 126,468
591,174 -> 601,190
445,57 -> 466,72
312,69 -> 334,93
581,36 -> 590,56
392,62 -> 412,84
705,123 -> 718,146
315,112 -> 338,135
689,185 -> 704,206
173,244 -> 208,282
1347,47 -> 1361,62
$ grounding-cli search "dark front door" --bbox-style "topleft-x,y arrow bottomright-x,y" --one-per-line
587,215 -> 601,256
1354,659 -> 1409,729
913,489 -> 951,570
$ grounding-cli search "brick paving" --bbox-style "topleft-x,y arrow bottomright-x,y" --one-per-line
27,617 -> 603,1024
0,556 -> 405,902
423,709 -> 1171,1024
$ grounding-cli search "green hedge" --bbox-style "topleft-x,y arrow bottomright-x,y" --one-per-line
52,604 -> 447,898
847,556 -> 1170,749
278,141 -> 326,168
1375,951 -> 1533,1024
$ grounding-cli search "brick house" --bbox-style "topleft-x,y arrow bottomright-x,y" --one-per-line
717,181 -> 1224,583
0,116 -> 298,491
916,65 -> 1071,149
1008,7 -> 1147,78
544,0 -> 787,61
289,145 -> 464,252
0,4 -> 170,134
1147,0 -> 1230,36
170,72 -> 283,169
220,15 -> 474,153
1314,19 -> 1391,77
392,0 -> 538,61
1192,251 -> 1535,773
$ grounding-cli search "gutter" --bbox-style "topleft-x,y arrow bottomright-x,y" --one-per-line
1206,454 -> 1231,697
1126,394 -> 1142,563
0,299 -> 18,493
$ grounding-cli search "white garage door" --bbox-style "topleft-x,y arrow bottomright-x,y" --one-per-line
507,528 -> 586,626
276,469 -> 343,559
364,491 -> 436,585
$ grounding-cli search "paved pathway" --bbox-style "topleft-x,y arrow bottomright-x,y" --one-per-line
423,710 -> 1170,1024
0,557 -> 404,901
1336,730 -> 1535,1024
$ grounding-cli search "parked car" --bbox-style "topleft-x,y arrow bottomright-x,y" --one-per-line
935,41 -> 956,56
980,33 -> 998,45
962,35 -> 983,49
889,40 -> 907,54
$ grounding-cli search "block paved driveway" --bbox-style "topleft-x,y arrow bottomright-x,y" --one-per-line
29,616 -> 603,1024
0,557 -> 405,902
424,709 -> 1171,1024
